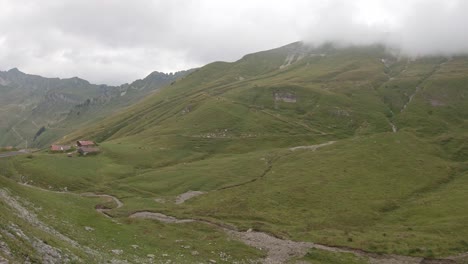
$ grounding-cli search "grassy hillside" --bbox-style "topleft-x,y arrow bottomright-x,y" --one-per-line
0,69 -> 192,148
0,175 -> 262,263
2,42 -> 468,262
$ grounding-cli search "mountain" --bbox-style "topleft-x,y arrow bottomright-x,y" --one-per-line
66,42 -> 468,145
0,68 -> 193,148
1,42 -> 468,263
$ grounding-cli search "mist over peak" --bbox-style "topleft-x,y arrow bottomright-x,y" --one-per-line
0,0 -> 466,84
301,0 -> 468,57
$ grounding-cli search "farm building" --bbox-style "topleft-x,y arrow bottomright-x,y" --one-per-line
50,145 -> 71,152
78,146 -> 100,155
77,140 -> 96,147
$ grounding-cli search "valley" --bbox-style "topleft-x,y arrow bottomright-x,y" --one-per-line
1,42 -> 468,263
0,69 -> 193,149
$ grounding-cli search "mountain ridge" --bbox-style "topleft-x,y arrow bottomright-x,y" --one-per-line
1,41 -> 468,263
0,67 -> 195,148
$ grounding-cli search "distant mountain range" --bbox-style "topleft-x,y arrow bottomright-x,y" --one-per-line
0,68 -> 194,148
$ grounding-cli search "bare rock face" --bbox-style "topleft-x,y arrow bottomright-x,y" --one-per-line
111,249 -> 123,255
273,92 -> 296,103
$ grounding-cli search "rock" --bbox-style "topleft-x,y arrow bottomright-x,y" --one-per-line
84,226 -> 94,232
111,249 -> 123,255
131,244 -> 139,249
209,260 -> 217,263
147,254 -> 155,258
175,191 -> 205,204
191,250 -> 199,256
154,198 -> 166,203
162,253 -> 169,257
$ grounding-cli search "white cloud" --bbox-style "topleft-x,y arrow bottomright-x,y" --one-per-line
0,0 -> 467,85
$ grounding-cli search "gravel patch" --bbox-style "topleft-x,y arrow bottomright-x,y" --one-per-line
175,191 -> 205,204
129,212 -> 194,223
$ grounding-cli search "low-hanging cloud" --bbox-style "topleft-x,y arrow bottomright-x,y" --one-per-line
301,0 -> 468,56
0,0 -> 467,85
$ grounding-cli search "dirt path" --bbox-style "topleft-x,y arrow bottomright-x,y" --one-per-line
289,141 -> 336,151
80,193 -> 123,218
216,141 -> 336,192
129,212 -> 194,223
0,151 -> 27,158
80,193 -> 123,208
127,211 -> 312,263
227,230 -> 313,264
31,120 -> 40,129
127,211 -> 458,264
15,183 -> 464,263
11,126 -> 25,142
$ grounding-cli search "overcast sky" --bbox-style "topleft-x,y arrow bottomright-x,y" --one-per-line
0,0 -> 467,85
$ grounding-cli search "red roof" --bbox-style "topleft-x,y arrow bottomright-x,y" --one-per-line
77,140 -> 95,146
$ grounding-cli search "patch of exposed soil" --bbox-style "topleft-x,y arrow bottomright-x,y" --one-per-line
227,230 -> 313,264
153,198 -> 166,204
289,141 -> 336,151
175,191 -> 205,204
14,185 -> 465,263
128,210 -> 460,264
129,212 -> 194,224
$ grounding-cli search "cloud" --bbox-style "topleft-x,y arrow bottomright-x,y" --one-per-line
0,0 -> 467,85
301,0 -> 468,57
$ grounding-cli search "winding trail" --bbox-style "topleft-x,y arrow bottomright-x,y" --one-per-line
81,193 -> 123,208
11,181 -> 465,264
122,201 -> 460,264
0,150 -> 28,158
80,193 -> 123,218
218,141 -> 336,192
129,212 -> 194,223
126,210 -> 458,264
289,141 -> 335,151
11,126 -> 25,142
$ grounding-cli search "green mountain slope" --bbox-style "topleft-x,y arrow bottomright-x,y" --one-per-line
0,68 -> 193,148
2,42 -> 468,262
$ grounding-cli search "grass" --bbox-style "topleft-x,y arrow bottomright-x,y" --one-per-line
292,248 -> 368,264
0,175 -> 263,263
4,130 -> 468,258
0,69 -> 190,149
1,43 -> 468,262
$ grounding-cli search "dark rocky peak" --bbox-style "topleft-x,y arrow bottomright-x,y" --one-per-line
7,67 -> 24,74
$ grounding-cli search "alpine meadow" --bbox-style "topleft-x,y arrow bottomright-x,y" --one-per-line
1,1 -> 468,264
